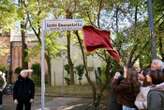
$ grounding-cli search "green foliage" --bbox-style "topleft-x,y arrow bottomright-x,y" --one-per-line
14,67 -> 23,74
75,64 -> 84,80
31,63 -> 41,85
31,63 -> 41,76
64,64 -> 69,74
64,64 -> 71,85
0,0 -> 17,30
46,32 -> 66,58
0,64 -> 7,72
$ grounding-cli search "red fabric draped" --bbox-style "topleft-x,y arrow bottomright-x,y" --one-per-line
83,25 -> 120,62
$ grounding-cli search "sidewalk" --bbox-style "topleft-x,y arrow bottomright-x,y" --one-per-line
2,95 -> 92,110
32,97 -> 91,110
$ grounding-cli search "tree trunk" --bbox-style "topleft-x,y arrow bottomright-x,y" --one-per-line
127,5 -> 138,67
147,0 -> 157,59
75,31 -> 97,106
127,44 -> 138,67
45,52 -> 51,86
135,5 -> 138,27
94,59 -> 111,110
97,0 -> 103,28
66,31 -> 74,85
21,19 -> 28,69
19,0 -> 28,69
66,10 -> 74,85
115,7 -> 119,33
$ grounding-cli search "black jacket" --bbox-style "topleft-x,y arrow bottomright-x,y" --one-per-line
13,75 -> 35,101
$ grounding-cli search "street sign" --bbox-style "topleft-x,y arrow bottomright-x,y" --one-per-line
40,19 -> 83,110
45,19 -> 83,31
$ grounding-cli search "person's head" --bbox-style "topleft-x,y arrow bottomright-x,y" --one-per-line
20,70 -> 28,78
126,67 -> 138,82
151,59 -> 163,70
146,70 -> 164,85
126,67 -> 140,92
138,68 -> 150,81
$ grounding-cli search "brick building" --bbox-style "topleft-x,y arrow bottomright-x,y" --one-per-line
0,31 -> 40,82
0,35 -> 10,67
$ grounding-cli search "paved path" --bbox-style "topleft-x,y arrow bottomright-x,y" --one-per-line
32,97 -> 91,110
2,95 -> 91,110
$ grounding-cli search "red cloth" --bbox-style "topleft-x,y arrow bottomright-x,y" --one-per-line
83,25 -> 120,62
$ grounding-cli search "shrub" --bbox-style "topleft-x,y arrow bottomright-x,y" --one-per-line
0,64 -> 7,72
64,64 -> 70,85
75,64 -> 84,80
31,64 -> 41,86
14,67 -> 23,74
31,63 -> 41,76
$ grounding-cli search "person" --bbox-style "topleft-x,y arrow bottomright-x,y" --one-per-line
26,69 -> 34,104
147,59 -> 164,110
108,71 -> 124,110
13,69 -> 35,110
0,71 -> 7,108
135,69 -> 156,110
151,59 -> 164,72
112,67 -> 140,110
146,70 -> 164,110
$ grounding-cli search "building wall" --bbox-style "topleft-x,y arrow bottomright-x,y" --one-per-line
11,42 -> 22,82
0,37 -> 10,66
50,36 -> 103,86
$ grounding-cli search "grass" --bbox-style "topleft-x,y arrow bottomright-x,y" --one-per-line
35,84 -> 93,97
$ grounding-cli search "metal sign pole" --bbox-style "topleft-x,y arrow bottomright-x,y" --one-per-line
41,21 -> 46,110
39,19 -> 83,110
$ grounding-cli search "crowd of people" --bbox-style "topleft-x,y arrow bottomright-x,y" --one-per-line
11,58 -> 164,110
109,59 -> 164,110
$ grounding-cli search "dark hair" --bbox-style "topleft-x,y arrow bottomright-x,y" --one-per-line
127,68 -> 138,81
142,68 -> 151,76
149,70 -> 164,84
140,68 -> 151,86
127,67 -> 140,92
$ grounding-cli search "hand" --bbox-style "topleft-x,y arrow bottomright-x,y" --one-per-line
14,99 -> 18,104
138,71 -> 145,81
114,72 -> 121,79
30,99 -> 34,103
123,66 -> 128,78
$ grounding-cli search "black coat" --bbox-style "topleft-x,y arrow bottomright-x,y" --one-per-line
13,76 -> 35,102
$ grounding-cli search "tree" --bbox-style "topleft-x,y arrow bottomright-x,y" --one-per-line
153,0 -> 164,61
17,0 -> 29,69
22,0 -> 53,85
0,0 -> 17,30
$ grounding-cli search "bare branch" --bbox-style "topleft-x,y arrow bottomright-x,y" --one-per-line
23,1 -> 41,44
97,0 -> 103,28
86,11 -> 95,26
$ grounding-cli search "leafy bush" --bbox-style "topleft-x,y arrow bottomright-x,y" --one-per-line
64,64 -> 69,74
14,67 -> 23,74
31,63 -> 41,76
75,64 -> 85,85
75,64 -> 84,80
0,64 -> 7,72
31,64 -> 41,86
64,64 -> 70,85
